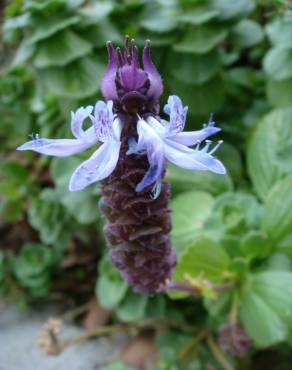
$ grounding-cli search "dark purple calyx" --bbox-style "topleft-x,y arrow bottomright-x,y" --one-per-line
100,36 -> 163,116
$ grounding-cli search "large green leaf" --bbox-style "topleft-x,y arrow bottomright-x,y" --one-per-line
262,177 -> 292,244
230,19 -> 264,48
174,236 -> 230,282
264,48 -> 292,81
171,191 -> 215,254
247,109 -> 292,200
34,29 -> 92,68
172,76 -> 225,116
240,271 -> 292,347
26,15 -> 80,44
266,16 -> 292,48
166,163 -> 233,196
174,24 -> 227,54
41,56 -> 104,98
169,50 -> 221,85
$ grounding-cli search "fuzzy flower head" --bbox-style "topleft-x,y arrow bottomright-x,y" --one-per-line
101,36 -> 163,115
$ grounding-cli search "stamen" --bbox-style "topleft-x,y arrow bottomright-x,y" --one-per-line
202,140 -> 212,153
209,140 -> 223,154
208,113 -> 214,126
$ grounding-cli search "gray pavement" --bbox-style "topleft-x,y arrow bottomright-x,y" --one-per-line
0,302 -> 129,370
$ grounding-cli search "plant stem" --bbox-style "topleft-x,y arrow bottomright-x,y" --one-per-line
207,332 -> 235,370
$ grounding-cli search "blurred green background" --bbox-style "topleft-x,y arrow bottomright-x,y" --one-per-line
2,0 -> 292,369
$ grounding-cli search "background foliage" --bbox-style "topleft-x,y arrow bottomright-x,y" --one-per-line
2,0 -> 292,369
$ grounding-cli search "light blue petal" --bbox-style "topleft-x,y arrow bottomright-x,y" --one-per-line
16,138 -> 93,157
70,106 -> 93,139
69,119 -> 122,191
172,126 -> 221,146
164,139 -> 226,174
135,119 -> 165,193
163,95 -> 188,134
91,100 -> 115,142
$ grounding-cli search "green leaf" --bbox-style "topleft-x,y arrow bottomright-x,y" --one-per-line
178,6 -> 219,25
51,157 -> 100,224
211,0 -> 255,20
171,191 -> 215,254
140,0 -> 179,33
247,109 -> 292,200
267,78 -> 292,108
28,188 -> 70,245
12,39 -> 35,66
78,1 -> 114,24
167,164 -> 233,196
174,236 -> 230,282
26,15 -> 80,44
116,290 -> 148,322
169,50 -> 221,85
41,56 -> 104,98
240,271 -> 292,347
172,76 -> 225,116
230,19 -> 264,48
264,48 -> 292,81
174,24 -> 227,54
266,16 -> 292,48
96,257 -> 128,309
262,177 -> 292,244
34,29 -> 92,68
240,230 -> 271,260
166,163 -> 233,196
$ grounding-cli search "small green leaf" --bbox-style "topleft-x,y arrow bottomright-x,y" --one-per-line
240,230 -> 271,260
262,177 -> 292,244
34,29 -> 92,68
264,48 -> 292,81
266,16 -> 292,48
116,290 -> 148,322
174,24 -> 227,54
174,236 -> 230,282
230,19 -> 264,48
267,78 -> 292,108
51,157 -> 100,224
96,257 -> 128,309
240,271 -> 292,347
140,0 -> 179,33
171,191 -> 215,254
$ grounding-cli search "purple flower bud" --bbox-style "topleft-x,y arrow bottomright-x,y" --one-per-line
100,36 -> 163,115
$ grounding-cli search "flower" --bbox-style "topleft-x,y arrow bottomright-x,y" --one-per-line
101,36 -> 163,114
17,100 -> 123,191
127,95 -> 226,196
